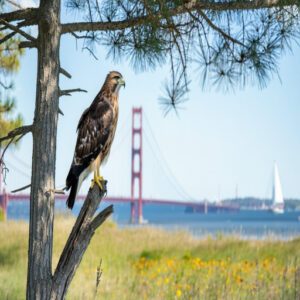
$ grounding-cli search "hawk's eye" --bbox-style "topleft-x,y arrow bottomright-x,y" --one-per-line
113,75 -> 120,80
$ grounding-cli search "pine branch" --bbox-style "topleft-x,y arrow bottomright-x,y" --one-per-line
192,10 -> 245,47
61,0 -> 298,34
6,0 -> 23,10
0,8 -> 38,24
82,46 -> 98,60
0,81 -> 13,89
70,32 -> 92,39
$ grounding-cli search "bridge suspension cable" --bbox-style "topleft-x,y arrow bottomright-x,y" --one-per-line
143,131 -> 189,201
7,151 -> 31,170
5,159 -> 31,180
109,111 -> 131,157
143,112 -> 196,202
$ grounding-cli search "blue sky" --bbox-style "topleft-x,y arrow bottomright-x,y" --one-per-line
3,30 -> 300,202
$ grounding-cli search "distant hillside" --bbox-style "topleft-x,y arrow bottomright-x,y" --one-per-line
221,197 -> 300,211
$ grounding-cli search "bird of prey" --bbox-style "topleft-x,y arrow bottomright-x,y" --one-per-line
65,71 -> 125,209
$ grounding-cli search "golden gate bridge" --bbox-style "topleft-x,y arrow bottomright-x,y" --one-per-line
0,107 -> 239,223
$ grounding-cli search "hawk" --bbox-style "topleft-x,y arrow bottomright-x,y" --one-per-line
65,71 -> 125,209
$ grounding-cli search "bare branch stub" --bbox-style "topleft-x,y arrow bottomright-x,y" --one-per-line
59,88 -> 88,97
19,40 -> 37,48
59,67 -> 72,79
51,182 -> 113,299
52,189 -> 65,195
11,184 -> 31,193
58,107 -> 64,115
60,89 -> 85,95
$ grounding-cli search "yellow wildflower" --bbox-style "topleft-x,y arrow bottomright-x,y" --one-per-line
176,289 -> 182,297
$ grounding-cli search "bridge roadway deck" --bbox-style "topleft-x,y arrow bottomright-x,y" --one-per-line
4,193 -> 239,212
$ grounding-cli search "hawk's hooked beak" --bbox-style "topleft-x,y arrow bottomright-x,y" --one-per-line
118,78 -> 126,88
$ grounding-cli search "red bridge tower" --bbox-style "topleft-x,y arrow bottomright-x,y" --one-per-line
131,107 -> 143,224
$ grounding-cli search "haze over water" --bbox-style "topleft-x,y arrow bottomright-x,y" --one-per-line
8,200 -> 300,240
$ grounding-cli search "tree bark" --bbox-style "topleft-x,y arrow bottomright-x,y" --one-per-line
61,0 -> 298,34
27,0 -> 61,299
50,183 -> 113,299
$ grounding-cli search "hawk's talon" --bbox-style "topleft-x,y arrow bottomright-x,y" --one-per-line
91,175 -> 104,190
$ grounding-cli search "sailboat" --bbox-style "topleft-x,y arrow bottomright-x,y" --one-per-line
271,162 -> 285,214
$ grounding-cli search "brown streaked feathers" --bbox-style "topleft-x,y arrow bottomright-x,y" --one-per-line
65,71 -> 124,209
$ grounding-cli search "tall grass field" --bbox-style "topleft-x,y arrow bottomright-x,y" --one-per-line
0,216 -> 299,299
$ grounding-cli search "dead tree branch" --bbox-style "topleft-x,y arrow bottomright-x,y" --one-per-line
0,124 -> 33,143
50,183 -> 113,299
11,185 -> 66,194
59,88 -> 88,96
0,125 -> 33,143
0,19 -> 36,42
11,184 -> 31,193
0,125 -> 33,179
0,135 -> 15,168
19,40 -> 37,48
0,31 -> 16,44
59,67 -> 72,79
58,107 -> 64,115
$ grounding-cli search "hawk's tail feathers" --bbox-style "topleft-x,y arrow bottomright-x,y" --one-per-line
66,179 -> 78,209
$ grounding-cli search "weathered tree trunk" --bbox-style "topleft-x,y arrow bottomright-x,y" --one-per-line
27,0 -> 61,299
50,184 -> 113,299
25,4 -> 113,298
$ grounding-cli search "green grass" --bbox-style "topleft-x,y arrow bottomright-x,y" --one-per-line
0,216 -> 300,299
0,208 -> 5,222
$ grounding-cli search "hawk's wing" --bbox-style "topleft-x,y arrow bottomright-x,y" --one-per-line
66,97 -> 113,189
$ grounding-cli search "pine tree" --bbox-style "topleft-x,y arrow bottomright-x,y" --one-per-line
0,0 -> 299,299
0,99 -> 23,146
0,3 -> 24,146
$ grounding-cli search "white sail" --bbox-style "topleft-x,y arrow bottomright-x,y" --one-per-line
272,162 -> 284,214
